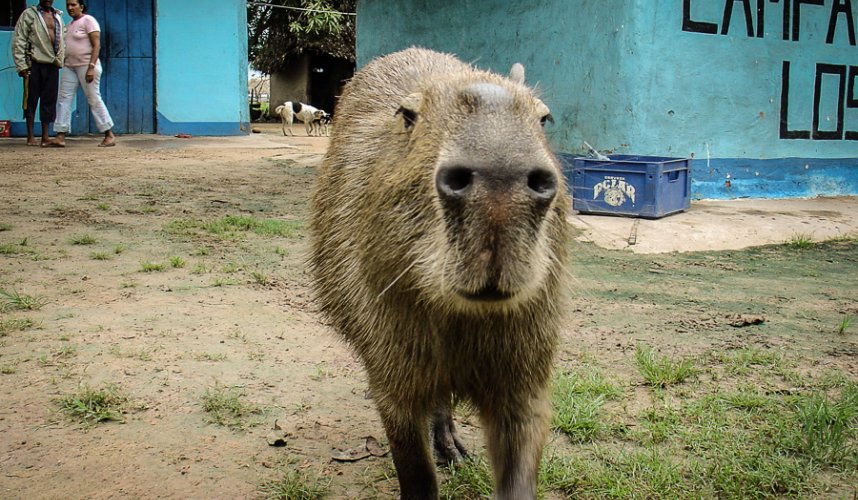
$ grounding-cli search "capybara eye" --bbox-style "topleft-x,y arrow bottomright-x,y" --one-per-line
397,107 -> 418,130
539,113 -> 554,127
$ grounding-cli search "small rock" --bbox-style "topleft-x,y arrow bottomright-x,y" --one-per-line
266,432 -> 288,447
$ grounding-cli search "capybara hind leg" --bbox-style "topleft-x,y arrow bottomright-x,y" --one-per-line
431,399 -> 468,465
382,413 -> 438,499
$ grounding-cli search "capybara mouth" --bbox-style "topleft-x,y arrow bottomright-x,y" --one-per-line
459,286 -> 513,302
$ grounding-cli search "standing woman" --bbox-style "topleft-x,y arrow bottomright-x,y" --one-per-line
54,0 -> 115,147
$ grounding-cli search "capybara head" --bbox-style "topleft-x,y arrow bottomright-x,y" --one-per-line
391,64 -> 566,311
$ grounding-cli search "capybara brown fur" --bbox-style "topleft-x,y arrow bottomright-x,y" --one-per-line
309,47 -> 570,499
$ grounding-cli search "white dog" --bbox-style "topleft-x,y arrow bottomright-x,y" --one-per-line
274,101 -> 327,136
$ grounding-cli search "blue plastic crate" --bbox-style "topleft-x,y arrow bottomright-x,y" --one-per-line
558,153 -> 691,219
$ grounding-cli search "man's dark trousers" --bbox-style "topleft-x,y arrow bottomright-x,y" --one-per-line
26,61 -> 60,124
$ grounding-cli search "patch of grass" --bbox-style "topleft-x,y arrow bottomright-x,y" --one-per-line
634,344 -> 696,388
140,261 -> 166,273
205,215 -> 303,238
211,277 -> 239,287
200,383 -> 263,430
90,251 -> 111,260
787,233 -> 816,249
783,385 -> 858,467
169,256 -> 186,268
836,315 -> 852,335
0,365 -> 16,374
259,462 -> 330,500
0,242 -> 30,255
440,456 -> 493,499
0,223 -> 11,231
96,203 -> 109,211
110,345 -> 153,362
69,234 -> 97,245
538,449 -> 687,498
0,317 -> 37,336
721,347 -> 785,375
191,262 -> 209,275
165,216 -> 302,241
252,270 -> 271,286
274,246 -> 289,256
0,288 -> 48,311
113,244 -> 126,255
637,404 -> 684,444
57,384 -> 128,427
194,246 -> 211,256
54,345 -> 78,359
194,352 -> 228,362
552,367 -> 624,442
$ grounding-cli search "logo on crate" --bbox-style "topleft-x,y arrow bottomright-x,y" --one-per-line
593,176 -> 635,207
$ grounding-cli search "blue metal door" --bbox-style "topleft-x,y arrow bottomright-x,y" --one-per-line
72,0 -> 154,134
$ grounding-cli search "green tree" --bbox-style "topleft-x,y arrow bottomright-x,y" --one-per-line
248,0 -> 356,74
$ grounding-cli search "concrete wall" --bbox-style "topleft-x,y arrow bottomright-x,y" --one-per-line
357,0 -> 858,199
155,0 -> 249,135
0,28 -> 19,128
270,55 -> 311,112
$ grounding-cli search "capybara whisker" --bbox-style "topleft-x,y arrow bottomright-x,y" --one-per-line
377,260 -> 418,299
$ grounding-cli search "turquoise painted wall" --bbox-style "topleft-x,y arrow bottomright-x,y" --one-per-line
0,0 -> 249,136
357,0 -> 858,199
155,0 -> 249,135
1,2 -> 46,133
1,29 -> 19,125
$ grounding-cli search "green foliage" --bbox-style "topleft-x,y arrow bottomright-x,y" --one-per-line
837,314 -> 852,335
57,384 -> 128,427
440,456 -> 493,499
635,344 -> 696,388
69,234 -> 97,245
0,317 -> 36,336
248,0 -> 356,74
787,233 -> 816,249
201,383 -> 263,430
259,463 -> 330,500
140,261 -> 166,273
0,288 -> 48,311
552,368 -> 623,442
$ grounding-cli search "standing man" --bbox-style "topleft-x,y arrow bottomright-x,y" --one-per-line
12,0 -> 65,147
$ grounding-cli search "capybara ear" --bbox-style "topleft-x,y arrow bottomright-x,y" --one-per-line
395,92 -> 422,131
509,63 -> 525,84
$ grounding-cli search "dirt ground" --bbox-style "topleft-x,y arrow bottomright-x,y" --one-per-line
0,122 -> 856,499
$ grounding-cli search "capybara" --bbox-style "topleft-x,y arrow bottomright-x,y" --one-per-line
309,47 -> 570,499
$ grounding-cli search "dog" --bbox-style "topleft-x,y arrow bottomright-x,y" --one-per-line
311,111 -> 332,137
273,101 -> 328,136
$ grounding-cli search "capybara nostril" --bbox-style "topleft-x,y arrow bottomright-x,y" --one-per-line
436,165 -> 474,199
527,168 -> 558,200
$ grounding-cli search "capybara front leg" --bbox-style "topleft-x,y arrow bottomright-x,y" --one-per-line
382,412 -> 438,499
483,398 -> 550,500
431,399 -> 468,465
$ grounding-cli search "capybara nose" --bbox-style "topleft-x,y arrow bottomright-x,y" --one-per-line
436,164 -> 558,205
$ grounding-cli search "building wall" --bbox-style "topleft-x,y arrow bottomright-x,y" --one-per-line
1,29 -> 20,127
155,0 -> 249,135
0,0 -> 249,137
357,0 -> 858,199
270,54 -> 311,112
